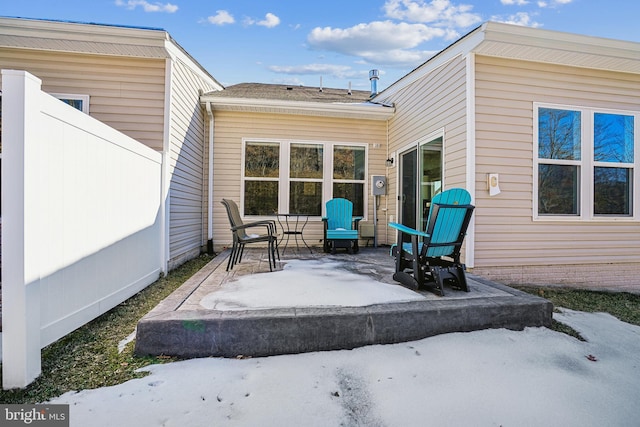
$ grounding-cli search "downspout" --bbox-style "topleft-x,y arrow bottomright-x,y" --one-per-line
161,58 -> 173,273
465,53 -> 476,268
385,119 -> 390,244
205,101 -> 215,255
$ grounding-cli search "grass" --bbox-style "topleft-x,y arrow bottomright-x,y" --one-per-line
2,263 -> 639,403
514,286 -> 640,340
0,254 -> 214,404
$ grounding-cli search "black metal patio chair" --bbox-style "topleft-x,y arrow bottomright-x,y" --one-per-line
221,199 -> 279,271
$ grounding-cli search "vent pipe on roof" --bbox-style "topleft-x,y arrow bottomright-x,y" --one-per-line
369,69 -> 380,97
348,81 -> 352,95
319,76 -> 323,92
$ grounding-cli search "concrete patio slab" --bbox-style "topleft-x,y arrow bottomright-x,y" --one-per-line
134,247 -> 553,358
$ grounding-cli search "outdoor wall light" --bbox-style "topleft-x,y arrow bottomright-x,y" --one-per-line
385,157 -> 394,167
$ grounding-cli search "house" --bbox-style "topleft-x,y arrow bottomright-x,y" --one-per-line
0,16 -> 223,270
202,22 -> 640,291
200,82 -> 394,250
0,16 -> 222,388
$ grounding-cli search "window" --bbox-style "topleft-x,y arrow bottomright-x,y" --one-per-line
289,143 -> 323,215
333,145 -> 365,216
243,141 -> 280,215
535,104 -> 637,219
242,139 -> 367,217
51,93 -> 90,114
593,113 -> 634,216
537,107 -> 581,215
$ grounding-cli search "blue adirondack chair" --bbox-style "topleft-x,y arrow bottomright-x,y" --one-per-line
322,198 -> 363,254
388,188 -> 474,296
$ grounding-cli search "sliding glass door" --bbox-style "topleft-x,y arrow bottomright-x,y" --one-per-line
399,135 -> 443,231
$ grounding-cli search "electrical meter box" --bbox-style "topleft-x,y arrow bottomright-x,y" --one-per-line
371,175 -> 387,196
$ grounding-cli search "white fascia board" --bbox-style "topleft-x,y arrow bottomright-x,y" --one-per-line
202,97 -> 395,120
373,24 -> 486,101
164,39 -> 224,91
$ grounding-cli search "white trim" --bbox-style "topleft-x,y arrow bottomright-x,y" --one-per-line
164,39 -> 223,92
160,58 -> 173,273
394,130 -> 445,229
241,138 -> 369,220
376,21 -> 640,102
465,53 -> 476,268
50,93 -> 90,114
206,102 -> 214,242
374,26 -> 484,100
533,102 -> 639,222
204,97 -> 395,121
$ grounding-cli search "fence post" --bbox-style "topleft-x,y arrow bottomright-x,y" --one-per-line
2,70 -> 43,389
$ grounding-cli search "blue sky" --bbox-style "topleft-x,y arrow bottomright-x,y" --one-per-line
1,0 -> 639,91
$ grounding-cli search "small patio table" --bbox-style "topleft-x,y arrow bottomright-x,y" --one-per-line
277,213 -> 313,255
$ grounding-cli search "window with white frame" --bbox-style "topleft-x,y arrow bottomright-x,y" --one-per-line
332,145 -> 366,216
242,139 -> 367,217
52,93 -> 90,114
535,104 -> 638,219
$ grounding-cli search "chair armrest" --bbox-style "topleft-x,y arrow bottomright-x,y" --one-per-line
388,222 -> 429,238
233,220 -> 277,236
352,216 -> 362,230
243,219 -> 276,228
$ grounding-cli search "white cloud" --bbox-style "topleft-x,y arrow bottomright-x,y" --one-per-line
207,10 -> 235,26
268,64 -> 358,79
307,20 -> 444,67
492,11 -> 541,27
501,0 -> 529,5
304,1 -> 481,68
538,0 -> 573,6
257,12 -> 281,28
309,21 -> 443,54
383,0 -> 482,27
115,0 -> 178,13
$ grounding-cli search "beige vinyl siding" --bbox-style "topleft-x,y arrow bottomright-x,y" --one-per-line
473,55 -> 640,270
167,58 -> 219,268
0,48 -> 166,150
211,111 -> 387,249
379,55 -> 469,226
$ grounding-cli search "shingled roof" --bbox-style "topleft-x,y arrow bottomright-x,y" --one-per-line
204,83 -> 372,103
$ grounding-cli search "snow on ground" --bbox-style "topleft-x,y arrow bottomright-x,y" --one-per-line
50,309 -> 640,427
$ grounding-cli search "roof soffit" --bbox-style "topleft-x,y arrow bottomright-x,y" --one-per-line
201,96 -> 395,120
375,21 -> 640,100
0,17 -> 169,58
475,22 -> 640,74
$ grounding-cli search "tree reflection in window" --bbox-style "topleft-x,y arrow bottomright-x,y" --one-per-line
244,142 -> 279,215
333,145 -> 365,216
593,113 -> 633,215
289,144 -> 323,215
538,108 -> 581,215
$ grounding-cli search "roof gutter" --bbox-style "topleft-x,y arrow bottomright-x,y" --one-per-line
200,97 -> 395,121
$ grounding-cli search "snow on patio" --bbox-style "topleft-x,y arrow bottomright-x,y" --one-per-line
199,259 -> 426,310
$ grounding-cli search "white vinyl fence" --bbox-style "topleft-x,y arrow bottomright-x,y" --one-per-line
1,70 -> 164,389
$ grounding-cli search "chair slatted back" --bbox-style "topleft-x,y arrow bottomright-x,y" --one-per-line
221,199 -> 248,240
424,188 -> 473,258
325,198 -> 354,230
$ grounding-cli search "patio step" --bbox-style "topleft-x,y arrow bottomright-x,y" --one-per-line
134,248 -> 553,359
